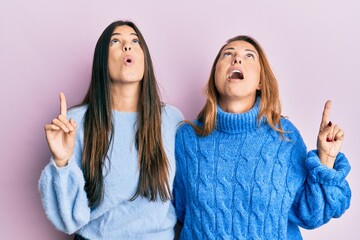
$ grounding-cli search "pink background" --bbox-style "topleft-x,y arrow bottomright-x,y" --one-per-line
1,0 -> 359,239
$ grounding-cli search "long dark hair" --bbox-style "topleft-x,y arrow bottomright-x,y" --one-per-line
81,20 -> 170,207
188,35 -> 283,136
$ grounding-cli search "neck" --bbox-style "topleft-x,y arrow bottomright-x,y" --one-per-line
219,95 -> 256,113
111,82 -> 140,112
216,97 -> 262,134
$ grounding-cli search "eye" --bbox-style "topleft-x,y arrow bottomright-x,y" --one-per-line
223,52 -> 232,57
110,39 -> 120,45
246,53 -> 255,59
132,39 -> 140,44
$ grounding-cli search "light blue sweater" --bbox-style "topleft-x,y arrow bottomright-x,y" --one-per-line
39,104 -> 183,240
173,98 -> 351,239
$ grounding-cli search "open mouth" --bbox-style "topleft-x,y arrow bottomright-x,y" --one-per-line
227,70 -> 244,80
123,56 -> 134,65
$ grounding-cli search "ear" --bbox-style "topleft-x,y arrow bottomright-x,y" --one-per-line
256,79 -> 261,90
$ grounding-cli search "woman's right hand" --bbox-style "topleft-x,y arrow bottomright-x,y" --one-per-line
44,92 -> 77,167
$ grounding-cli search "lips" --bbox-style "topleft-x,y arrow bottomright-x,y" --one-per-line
227,68 -> 244,80
123,55 -> 134,66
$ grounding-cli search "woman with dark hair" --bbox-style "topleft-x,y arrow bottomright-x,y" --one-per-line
39,20 -> 183,239
173,35 -> 351,239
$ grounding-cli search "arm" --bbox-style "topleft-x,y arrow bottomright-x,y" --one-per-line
288,100 -> 351,229
39,156 -> 91,234
289,149 -> 351,229
173,126 -> 187,224
39,93 -> 90,234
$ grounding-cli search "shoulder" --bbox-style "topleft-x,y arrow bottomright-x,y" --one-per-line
176,121 -> 198,138
280,117 -> 306,149
67,105 -> 88,125
162,104 -> 184,124
280,117 -> 301,136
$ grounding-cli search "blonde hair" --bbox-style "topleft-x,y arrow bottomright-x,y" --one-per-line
187,35 -> 284,136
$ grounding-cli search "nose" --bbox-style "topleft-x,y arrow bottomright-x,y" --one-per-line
232,56 -> 241,65
123,44 -> 131,51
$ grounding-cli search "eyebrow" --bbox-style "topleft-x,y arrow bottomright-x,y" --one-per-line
111,33 -> 138,37
244,49 -> 258,55
223,47 -> 258,55
223,47 -> 235,51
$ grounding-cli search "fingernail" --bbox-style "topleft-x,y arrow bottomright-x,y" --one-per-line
327,121 -> 332,127
326,137 -> 333,142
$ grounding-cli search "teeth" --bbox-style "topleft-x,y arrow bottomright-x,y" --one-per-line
228,69 -> 244,80
227,69 -> 242,79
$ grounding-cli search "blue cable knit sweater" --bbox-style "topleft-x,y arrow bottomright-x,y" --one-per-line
39,104 -> 183,240
173,98 -> 351,240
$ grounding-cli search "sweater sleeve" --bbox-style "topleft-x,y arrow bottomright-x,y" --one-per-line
38,107 -> 90,234
173,125 -> 188,224
38,155 -> 91,234
288,142 -> 351,229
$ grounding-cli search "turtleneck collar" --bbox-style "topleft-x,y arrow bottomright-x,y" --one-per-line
216,97 -> 263,134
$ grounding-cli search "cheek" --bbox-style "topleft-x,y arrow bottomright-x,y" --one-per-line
138,57 -> 145,75
108,52 -> 120,71
214,69 -> 221,84
107,59 -> 116,75
214,74 -> 224,95
248,64 -> 261,79
137,51 -> 145,68
215,63 -> 225,81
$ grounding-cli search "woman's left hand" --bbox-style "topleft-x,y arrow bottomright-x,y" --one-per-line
317,100 -> 345,168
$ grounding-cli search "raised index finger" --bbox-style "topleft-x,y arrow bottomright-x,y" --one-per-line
320,100 -> 331,128
60,92 -> 67,117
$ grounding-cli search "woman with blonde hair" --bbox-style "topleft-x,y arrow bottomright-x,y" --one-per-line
173,35 -> 351,239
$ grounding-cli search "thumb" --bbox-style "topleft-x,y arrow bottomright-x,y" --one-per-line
319,121 -> 333,139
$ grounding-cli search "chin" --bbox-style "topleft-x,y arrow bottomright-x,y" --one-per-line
120,75 -> 143,83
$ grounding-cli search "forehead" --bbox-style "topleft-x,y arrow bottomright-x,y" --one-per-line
223,40 -> 257,53
112,25 -> 136,35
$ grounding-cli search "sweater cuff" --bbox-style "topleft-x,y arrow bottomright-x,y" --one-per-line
306,150 -> 350,185
50,155 -> 78,177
